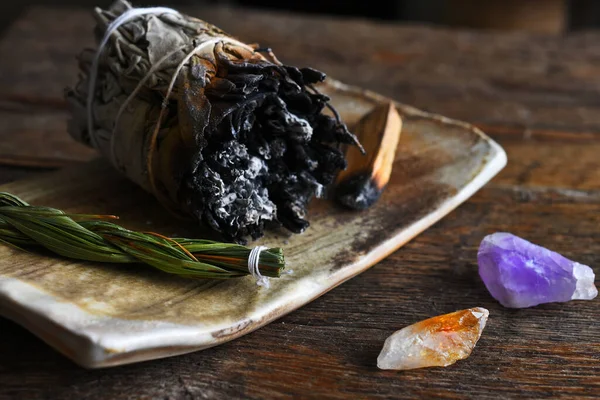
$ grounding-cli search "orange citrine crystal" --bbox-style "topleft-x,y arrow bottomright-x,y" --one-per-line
377,308 -> 489,370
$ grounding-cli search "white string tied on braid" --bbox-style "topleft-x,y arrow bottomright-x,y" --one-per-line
248,246 -> 270,288
86,6 -> 181,149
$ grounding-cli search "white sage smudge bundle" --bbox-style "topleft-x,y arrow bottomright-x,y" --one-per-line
66,0 -> 361,243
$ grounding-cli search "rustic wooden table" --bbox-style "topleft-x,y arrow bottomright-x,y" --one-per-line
0,6 -> 599,399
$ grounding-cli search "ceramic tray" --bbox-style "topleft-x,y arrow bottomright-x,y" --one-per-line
0,79 -> 506,368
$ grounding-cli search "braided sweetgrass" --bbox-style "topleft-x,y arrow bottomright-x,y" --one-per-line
0,192 -> 285,280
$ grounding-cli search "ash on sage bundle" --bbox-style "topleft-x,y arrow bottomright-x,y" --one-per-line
66,0 -> 361,243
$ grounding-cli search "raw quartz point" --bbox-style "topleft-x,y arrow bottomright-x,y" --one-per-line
377,308 -> 489,370
478,233 -> 598,308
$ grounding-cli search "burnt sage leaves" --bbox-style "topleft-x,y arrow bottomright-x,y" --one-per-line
66,0 -> 361,244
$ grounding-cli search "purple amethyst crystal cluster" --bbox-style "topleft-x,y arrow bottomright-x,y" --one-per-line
478,233 -> 597,308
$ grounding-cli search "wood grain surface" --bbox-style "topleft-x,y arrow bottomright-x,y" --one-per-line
0,5 -> 599,399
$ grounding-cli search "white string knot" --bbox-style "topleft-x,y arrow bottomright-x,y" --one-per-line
248,246 -> 270,289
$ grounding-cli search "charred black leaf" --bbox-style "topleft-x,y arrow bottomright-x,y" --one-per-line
180,56 -> 357,243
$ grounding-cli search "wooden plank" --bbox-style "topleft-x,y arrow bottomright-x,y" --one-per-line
0,110 -> 95,167
445,0 -> 567,34
0,165 -> 49,185
3,6 -> 600,135
498,141 -> 600,190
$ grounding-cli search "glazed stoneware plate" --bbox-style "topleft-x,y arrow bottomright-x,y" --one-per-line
0,79 -> 506,368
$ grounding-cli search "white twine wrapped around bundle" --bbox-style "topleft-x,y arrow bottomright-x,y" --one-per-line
67,0 -> 361,245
